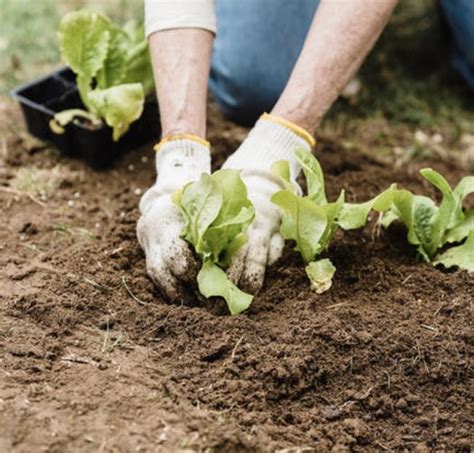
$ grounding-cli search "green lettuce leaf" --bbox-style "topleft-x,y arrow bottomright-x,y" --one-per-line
88,83 -> 144,141
445,209 -> 474,244
52,109 -> 101,127
338,185 -> 395,230
454,175 -> 474,202
122,21 -> 154,93
197,262 -> 253,315
58,10 -> 110,105
271,190 -> 327,263
180,170 -> 255,264
49,109 -> 102,134
57,10 -> 153,139
305,259 -> 336,294
123,40 -> 154,94
270,160 -> 298,193
410,195 -> 439,260
271,160 -> 291,183
208,170 -> 253,231
177,170 -> 255,315
96,20 -> 154,93
96,25 -> 129,89
379,169 -> 473,264
179,173 -> 223,257
379,208 -> 399,229
220,233 -> 249,269
318,190 -> 345,253
433,231 -> 474,272
420,169 -> 462,241
272,151 -> 393,292
295,148 -> 327,204
384,190 -> 439,261
204,206 -> 255,265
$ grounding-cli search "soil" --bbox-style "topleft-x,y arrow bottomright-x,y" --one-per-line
0,100 -> 473,453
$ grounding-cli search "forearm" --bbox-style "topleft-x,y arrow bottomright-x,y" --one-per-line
272,0 -> 398,133
149,29 -> 213,138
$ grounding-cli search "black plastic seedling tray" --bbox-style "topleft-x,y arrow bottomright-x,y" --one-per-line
11,67 -> 161,169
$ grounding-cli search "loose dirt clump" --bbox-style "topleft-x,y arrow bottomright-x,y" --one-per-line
0,102 -> 472,452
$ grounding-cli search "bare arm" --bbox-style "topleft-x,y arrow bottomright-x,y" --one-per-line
148,29 -> 214,138
272,0 -> 398,134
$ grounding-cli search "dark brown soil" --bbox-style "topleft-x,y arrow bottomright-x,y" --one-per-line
0,100 -> 472,452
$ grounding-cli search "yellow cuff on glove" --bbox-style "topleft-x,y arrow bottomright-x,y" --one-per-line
261,113 -> 316,148
154,133 -> 210,153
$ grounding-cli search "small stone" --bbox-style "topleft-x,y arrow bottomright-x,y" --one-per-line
141,156 -> 148,163
134,188 -> 142,196
405,394 -> 420,403
395,398 -> 408,410
128,164 -> 135,171
343,418 -> 367,440
67,200 -> 75,207
416,417 -> 431,427
321,406 -> 343,421
455,438 -> 471,450
74,191 -> 80,198
330,442 -> 351,452
413,443 -> 430,453
356,331 -> 372,343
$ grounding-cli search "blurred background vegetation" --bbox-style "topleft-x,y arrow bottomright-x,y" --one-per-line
0,0 -> 143,93
0,0 -> 473,146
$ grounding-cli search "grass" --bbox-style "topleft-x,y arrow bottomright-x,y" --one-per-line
321,0 -> 473,168
54,223 -> 96,240
10,165 -> 61,197
332,0 -> 474,132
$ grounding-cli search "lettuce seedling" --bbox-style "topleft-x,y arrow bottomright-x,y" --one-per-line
174,170 -> 255,315
381,169 -> 474,272
51,10 -> 154,141
271,149 -> 395,293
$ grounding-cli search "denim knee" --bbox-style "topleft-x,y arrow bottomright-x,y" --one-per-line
209,0 -> 320,125
439,0 -> 474,89
209,60 -> 288,126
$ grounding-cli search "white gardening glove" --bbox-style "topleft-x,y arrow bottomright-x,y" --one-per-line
223,113 -> 315,293
137,135 -> 211,300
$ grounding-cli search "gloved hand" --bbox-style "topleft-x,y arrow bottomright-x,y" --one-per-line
223,113 -> 315,293
137,135 -> 211,300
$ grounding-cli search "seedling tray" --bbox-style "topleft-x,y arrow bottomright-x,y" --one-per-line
11,67 -> 161,169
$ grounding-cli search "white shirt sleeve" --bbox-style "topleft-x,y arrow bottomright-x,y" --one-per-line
145,0 -> 216,37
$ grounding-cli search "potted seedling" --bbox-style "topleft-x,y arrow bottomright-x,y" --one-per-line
11,10 -> 160,169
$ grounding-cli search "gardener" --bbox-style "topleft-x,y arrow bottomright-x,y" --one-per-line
138,0 -> 474,300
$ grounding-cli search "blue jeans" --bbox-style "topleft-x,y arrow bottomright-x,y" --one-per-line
209,0 -> 474,124
209,0 -> 320,125
439,0 -> 474,90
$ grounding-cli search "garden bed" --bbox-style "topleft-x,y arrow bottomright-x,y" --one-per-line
0,101 -> 472,452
